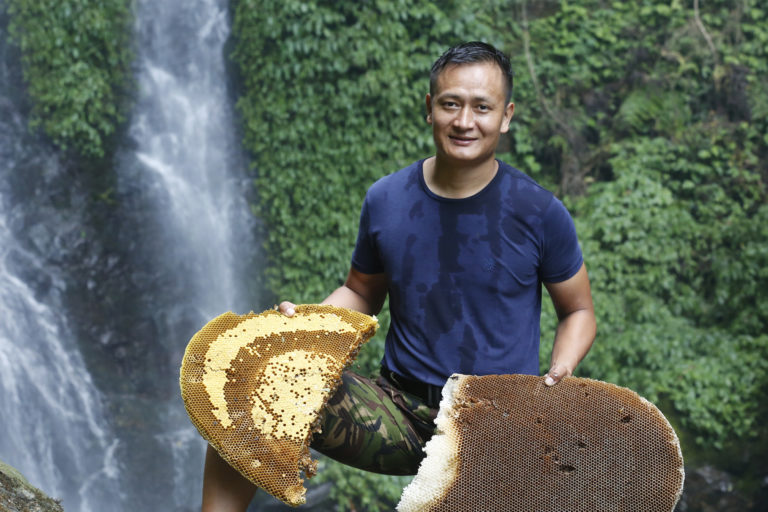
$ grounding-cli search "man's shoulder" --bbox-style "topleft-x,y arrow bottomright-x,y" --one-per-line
366,159 -> 424,199
497,160 -> 549,192
497,160 -> 558,209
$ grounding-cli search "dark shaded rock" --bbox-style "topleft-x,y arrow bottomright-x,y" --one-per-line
676,465 -> 752,512
0,460 -> 64,512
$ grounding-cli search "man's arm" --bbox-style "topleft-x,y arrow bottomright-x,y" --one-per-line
542,263 -> 596,386
279,267 -> 388,317
201,268 -> 388,511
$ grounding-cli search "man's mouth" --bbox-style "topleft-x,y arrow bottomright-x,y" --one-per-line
449,135 -> 477,144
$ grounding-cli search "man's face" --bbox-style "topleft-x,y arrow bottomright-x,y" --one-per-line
426,62 -> 514,167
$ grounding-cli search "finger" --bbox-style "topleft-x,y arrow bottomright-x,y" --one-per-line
544,365 -> 567,387
278,301 -> 296,317
544,371 -> 559,387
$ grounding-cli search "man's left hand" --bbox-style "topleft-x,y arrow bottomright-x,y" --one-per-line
544,363 -> 572,387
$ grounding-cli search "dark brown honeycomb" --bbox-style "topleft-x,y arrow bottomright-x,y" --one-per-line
398,374 -> 684,512
179,304 -> 378,506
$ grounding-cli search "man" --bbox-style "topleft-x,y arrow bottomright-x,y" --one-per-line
202,41 -> 596,511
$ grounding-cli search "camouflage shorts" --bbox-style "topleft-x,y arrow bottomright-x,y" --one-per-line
310,370 -> 439,475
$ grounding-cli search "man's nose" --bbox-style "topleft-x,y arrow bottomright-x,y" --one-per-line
453,106 -> 475,129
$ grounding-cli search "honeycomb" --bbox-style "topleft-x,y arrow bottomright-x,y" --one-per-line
398,374 -> 685,512
179,304 -> 378,506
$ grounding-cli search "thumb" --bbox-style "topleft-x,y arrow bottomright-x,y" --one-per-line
544,364 -> 570,387
277,301 -> 296,317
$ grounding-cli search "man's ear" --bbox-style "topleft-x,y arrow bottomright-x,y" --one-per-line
500,102 -> 515,133
425,93 -> 433,124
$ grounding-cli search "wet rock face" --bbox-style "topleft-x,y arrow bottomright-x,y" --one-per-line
4,147 -> 172,398
675,465 -> 755,512
0,461 -> 64,512
1,19 -> 170,398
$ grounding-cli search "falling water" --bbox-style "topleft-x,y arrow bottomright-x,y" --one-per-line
114,0 -> 258,509
1,0 -> 260,509
0,207 -> 122,511
128,0 -> 254,318
0,15 -> 121,511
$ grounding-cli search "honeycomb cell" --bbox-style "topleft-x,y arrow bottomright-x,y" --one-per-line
179,305 -> 378,506
398,374 -> 684,512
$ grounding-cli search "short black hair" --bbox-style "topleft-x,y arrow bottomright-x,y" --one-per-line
430,41 -> 514,103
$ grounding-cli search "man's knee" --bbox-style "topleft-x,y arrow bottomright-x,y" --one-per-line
311,371 -> 425,474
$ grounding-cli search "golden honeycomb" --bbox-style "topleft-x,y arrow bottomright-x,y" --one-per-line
179,304 -> 378,506
398,374 -> 684,512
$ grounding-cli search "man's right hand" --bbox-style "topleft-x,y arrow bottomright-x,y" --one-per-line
278,301 -> 296,317
276,267 -> 387,319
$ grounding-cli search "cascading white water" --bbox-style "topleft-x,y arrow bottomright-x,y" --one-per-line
118,0 -> 258,509
1,0 -> 259,509
0,212 -> 122,512
129,0 -> 254,319
0,51 -> 122,512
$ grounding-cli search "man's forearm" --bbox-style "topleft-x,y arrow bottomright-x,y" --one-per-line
321,267 -> 388,315
279,268 -> 386,318
321,284 -> 380,315
543,264 -> 596,386
548,308 -> 596,380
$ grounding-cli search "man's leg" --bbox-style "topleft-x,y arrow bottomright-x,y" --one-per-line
201,444 -> 256,512
311,371 -> 435,475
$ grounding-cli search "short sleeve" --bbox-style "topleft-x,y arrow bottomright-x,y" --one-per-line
539,197 -> 583,283
350,194 -> 385,274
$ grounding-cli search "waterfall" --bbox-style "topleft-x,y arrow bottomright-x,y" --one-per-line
0,17 -> 121,512
129,0 -> 255,319
112,0 -> 259,509
0,206 -> 122,511
1,0 -> 261,509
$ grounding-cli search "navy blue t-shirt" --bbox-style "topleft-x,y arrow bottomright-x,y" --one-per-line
351,159 -> 583,386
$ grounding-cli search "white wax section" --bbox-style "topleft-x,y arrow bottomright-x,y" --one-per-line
396,374 -> 463,512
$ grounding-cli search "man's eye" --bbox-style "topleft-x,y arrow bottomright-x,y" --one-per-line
477,105 -> 490,112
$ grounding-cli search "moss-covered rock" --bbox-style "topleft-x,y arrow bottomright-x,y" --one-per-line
0,460 -> 64,512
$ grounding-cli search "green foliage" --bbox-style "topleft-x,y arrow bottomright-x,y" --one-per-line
567,137 -> 768,449
6,0 -> 133,158
523,0 -> 768,457
233,0 -> 768,507
318,457 -> 413,512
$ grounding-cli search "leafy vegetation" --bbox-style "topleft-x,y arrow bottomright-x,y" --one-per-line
233,0 -> 767,508
512,1 -> 768,454
6,0 -> 133,158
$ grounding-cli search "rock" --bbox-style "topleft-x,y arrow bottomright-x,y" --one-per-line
675,465 -> 751,512
0,459 -> 64,512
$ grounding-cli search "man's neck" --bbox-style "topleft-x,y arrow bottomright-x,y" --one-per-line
423,155 -> 499,199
